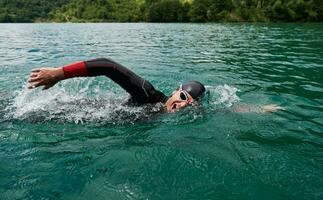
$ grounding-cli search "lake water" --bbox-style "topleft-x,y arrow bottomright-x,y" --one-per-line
0,23 -> 322,200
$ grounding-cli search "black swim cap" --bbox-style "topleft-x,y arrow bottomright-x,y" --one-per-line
181,81 -> 206,100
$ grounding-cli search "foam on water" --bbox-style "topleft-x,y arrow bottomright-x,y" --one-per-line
4,80 -> 240,124
206,84 -> 240,107
4,80 -> 149,124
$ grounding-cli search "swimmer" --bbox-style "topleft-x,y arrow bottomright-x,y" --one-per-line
27,58 -> 282,113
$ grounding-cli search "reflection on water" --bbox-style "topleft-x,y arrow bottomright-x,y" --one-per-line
0,23 -> 322,200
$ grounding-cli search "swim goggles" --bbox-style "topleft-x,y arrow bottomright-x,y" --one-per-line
179,84 -> 189,101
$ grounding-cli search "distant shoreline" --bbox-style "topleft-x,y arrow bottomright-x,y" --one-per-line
1,21 -> 323,24
2,0 -> 322,24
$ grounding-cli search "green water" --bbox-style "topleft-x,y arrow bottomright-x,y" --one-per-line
0,23 -> 322,200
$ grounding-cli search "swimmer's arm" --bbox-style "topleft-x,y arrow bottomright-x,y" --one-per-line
232,104 -> 284,113
28,58 -> 165,103
28,58 -> 133,90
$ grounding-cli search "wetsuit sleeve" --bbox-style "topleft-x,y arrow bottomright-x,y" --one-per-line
62,58 -> 166,105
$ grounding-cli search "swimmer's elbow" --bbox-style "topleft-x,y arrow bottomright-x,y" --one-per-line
93,58 -> 114,63
85,57 -> 120,76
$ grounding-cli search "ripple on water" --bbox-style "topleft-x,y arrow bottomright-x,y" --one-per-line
0,23 -> 323,200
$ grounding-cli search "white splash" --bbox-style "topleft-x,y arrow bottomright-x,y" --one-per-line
5,81 -> 240,124
5,79 -> 148,124
206,84 -> 240,107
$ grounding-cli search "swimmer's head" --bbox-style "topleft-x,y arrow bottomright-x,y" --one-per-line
165,81 -> 206,112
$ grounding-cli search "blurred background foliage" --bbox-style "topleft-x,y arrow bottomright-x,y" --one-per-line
0,0 -> 322,22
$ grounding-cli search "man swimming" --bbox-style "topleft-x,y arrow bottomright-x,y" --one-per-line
27,58 -> 206,112
28,58 -> 281,113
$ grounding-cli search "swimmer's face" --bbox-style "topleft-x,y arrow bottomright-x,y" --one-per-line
165,89 -> 194,112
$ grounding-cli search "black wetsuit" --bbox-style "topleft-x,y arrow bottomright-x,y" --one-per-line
63,58 -> 168,105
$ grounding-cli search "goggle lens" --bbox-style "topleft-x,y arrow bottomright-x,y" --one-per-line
180,91 -> 188,101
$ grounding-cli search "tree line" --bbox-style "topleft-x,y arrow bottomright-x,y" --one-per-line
1,0 -> 323,23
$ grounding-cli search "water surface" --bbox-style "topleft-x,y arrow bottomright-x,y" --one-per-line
0,23 -> 322,200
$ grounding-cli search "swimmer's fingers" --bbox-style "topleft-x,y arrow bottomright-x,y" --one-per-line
28,67 -> 62,90
27,80 -> 45,89
27,72 -> 41,89
27,77 -> 57,90
27,85 -> 36,89
27,69 -> 48,89
262,104 -> 285,112
29,68 -> 48,80
29,73 -> 38,78
27,77 -> 46,89
28,76 -> 41,83
28,70 -> 41,84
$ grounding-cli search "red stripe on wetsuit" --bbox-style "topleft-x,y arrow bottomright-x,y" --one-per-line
61,58 -> 167,105
62,61 -> 88,78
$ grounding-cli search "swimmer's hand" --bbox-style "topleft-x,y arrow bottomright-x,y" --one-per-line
261,104 -> 284,113
28,67 -> 64,90
233,104 -> 284,113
